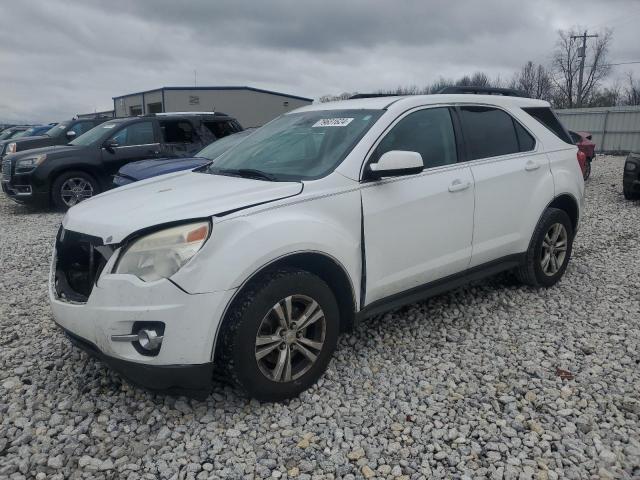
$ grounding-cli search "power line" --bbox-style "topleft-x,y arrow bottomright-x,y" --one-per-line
585,61 -> 640,68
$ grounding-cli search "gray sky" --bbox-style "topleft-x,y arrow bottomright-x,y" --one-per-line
1,0 -> 639,123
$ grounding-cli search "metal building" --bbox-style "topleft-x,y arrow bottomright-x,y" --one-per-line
557,105 -> 640,154
112,86 -> 313,128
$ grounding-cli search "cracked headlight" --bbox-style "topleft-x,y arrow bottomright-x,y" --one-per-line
15,153 -> 46,173
114,221 -> 210,282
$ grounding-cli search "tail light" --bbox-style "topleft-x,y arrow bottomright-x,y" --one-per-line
577,151 -> 587,172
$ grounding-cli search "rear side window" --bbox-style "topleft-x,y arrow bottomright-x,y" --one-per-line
459,107 -> 521,160
372,107 -> 458,169
204,121 -> 236,139
159,120 -> 195,143
522,107 -> 573,144
514,121 -> 536,151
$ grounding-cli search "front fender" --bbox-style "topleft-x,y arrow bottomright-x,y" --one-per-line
171,189 -> 363,304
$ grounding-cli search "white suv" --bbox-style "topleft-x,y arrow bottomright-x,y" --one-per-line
50,92 -> 584,401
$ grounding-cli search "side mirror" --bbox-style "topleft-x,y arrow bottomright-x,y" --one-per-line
368,150 -> 424,179
66,130 -> 76,140
103,139 -> 119,152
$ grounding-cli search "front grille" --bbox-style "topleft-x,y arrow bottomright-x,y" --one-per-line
54,227 -> 115,303
1,159 -> 11,181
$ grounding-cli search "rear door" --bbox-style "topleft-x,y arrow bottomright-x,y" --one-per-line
457,105 -> 554,267
100,120 -> 160,175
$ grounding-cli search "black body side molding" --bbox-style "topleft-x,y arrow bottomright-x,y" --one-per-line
356,253 -> 524,321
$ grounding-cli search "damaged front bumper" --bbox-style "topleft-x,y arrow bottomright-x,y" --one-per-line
49,240 -> 237,397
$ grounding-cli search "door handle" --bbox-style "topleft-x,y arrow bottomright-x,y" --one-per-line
525,160 -> 540,171
448,179 -> 471,193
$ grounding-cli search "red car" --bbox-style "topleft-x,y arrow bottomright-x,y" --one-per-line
569,130 -> 596,180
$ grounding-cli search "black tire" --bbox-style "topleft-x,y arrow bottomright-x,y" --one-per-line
623,184 -> 640,200
517,208 -> 574,288
51,170 -> 100,210
216,268 -> 340,401
583,158 -> 592,180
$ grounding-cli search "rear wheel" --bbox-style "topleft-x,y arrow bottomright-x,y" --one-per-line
517,208 -> 574,288
216,268 -> 340,401
624,183 -> 640,200
51,171 -> 100,210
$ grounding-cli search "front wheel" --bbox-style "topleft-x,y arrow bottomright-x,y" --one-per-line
216,268 -> 340,401
51,171 -> 100,210
517,208 -> 574,288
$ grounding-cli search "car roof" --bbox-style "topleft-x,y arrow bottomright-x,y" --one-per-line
294,94 -> 550,113
107,113 -> 235,124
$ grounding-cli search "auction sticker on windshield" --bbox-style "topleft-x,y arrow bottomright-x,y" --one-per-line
312,118 -> 354,127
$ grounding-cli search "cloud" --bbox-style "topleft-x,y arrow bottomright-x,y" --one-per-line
0,0 -> 638,122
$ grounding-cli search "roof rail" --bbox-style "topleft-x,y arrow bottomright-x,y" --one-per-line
348,93 -> 399,100
437,86 -> 528,97
149,111 -> 230,117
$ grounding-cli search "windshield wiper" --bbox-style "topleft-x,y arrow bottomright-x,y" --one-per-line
216,168 -> 278,182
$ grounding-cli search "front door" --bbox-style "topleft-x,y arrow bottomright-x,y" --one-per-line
361,107 -> 475,305
101,120 -> 160,175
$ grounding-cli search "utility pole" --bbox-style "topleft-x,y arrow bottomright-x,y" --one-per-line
571,31 -> 598,107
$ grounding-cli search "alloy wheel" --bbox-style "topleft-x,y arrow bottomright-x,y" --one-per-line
541,223 -> 568,276
60,178 -> 94,207
255,294 -> 326,382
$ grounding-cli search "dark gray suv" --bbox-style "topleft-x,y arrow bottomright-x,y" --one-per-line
2,112 -> 242,209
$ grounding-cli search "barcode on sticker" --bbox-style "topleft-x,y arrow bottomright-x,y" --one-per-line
312,118 -> 354,127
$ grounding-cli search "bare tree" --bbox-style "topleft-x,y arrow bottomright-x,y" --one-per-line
510,61 -> 553,100
319,71 -> 504,101
318,92 -> 356,103
622,72 -> 640,106
551,28 -> 612,108
587,85 -> 621,107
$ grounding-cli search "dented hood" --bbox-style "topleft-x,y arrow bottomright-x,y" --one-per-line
62,170 -> 303,244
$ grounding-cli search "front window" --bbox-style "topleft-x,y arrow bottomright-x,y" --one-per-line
109,121 -> 155,146
371,107 -> 458,168
205,109 -> 382,181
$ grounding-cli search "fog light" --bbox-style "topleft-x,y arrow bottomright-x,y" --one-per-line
138,329 -> 163,351
625,162 -> 638,171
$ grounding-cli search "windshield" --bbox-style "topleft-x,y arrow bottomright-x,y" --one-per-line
69,121 -> 121,146
205,109 -> 383,181
46,122 -> 70,138
11,130 -> 30,139
197,129 -> 253,160
0,129 -> 21,141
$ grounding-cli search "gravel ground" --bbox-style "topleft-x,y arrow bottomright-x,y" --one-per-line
0,156 -> 639,480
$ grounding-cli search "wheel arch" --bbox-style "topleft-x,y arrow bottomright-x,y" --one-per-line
547,193 -> 580,232
212,251 -> 358,360
49,166 -> 102,203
